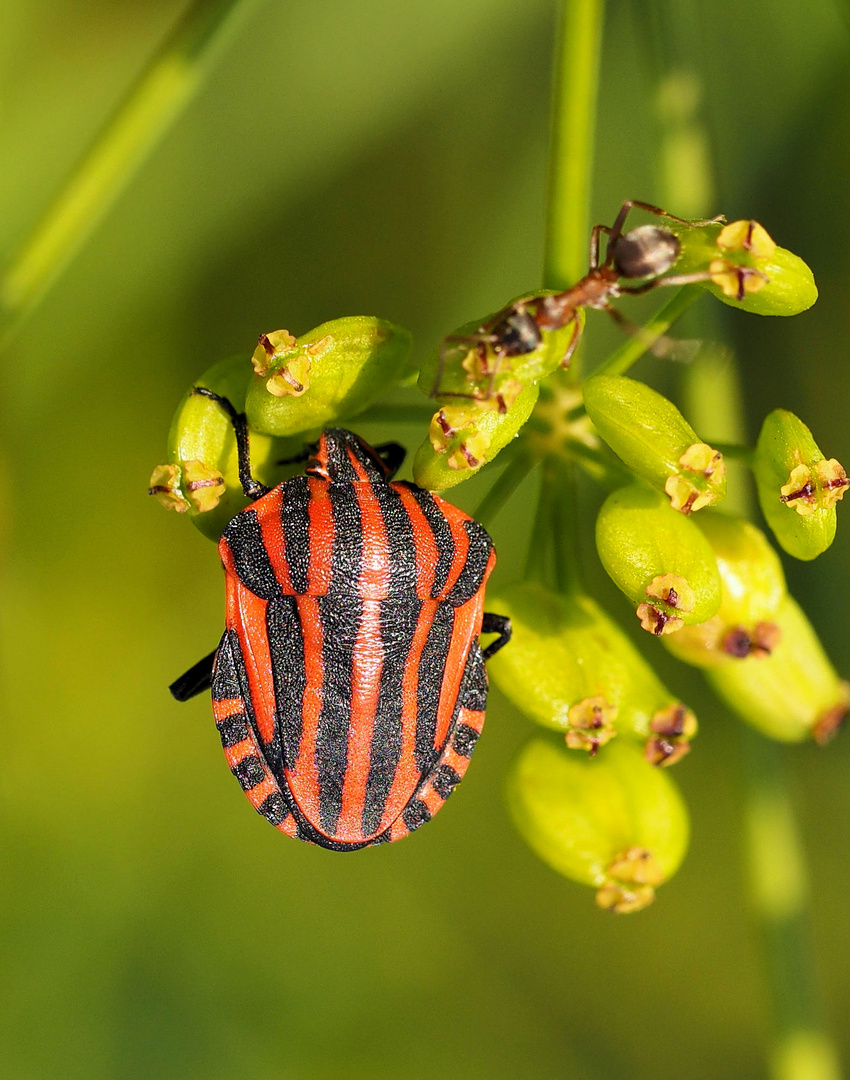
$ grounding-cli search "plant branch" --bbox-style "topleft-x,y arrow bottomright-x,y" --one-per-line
543,0 -> 605,291
0,0 -> 256,345
473,453 -> 535,529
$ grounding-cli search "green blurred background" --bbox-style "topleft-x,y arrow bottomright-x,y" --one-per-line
1,1 -> 849,1077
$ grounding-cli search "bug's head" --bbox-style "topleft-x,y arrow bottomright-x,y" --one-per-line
306,429 -> 399,484
611,224 -> 681,280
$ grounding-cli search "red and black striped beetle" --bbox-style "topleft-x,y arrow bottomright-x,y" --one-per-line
171,389 -> 511,850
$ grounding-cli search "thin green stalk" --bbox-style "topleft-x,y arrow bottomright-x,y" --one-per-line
543,0 -> 605,290
0,0 -> 256,343
525,473 -> 556,585
741,730 -> 842,1080
473,453 -> 536,529
592,283 -> 702,378
548,461 -> 583,595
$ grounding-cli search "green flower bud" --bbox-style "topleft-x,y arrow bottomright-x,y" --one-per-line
583,374 -> 726,513
671,219 -> 818,316
663,512 -> 787,668
245,317 -> 412,437
149,353 -> 304,541
596,484 -> 722,635
488,582 -> 697,764
412,383 -> 539,490
419,302 -> 585,410
507,737 -> 689,913
706,595 -> 849,744
754,409 -> 848,560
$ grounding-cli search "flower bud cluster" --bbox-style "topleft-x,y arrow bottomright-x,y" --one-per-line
412,308 -> 584,490
149,317 -> 411,538
149,208 -> 842,913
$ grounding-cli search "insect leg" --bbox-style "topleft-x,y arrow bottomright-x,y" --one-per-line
481,612 -> 511,660
617,269 -> 715,296
169,648 -> 217,701
192,387 -> 270,500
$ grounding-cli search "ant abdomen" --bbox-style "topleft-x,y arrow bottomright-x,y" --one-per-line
612,225 -> 681,280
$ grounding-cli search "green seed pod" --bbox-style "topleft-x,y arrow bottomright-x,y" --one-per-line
245,317 -> 412,437
419,302 -> 585,411
149,353 -> 304,541
583,374 -> 726,513
411,383 -> 539,491
754,409 -> 848,561
705,595 -> 849,744
595,484 -> 722,635
507,737 -> 690,913
663,512 -> 787,668
671,219 -> 818,316
488,582 -> 697,764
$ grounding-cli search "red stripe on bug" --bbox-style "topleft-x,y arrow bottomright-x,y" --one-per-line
307,477 -> 334,594
229,578 -> 278,747
222,739 -> 253,767
257,486 -> 293,592
348,448 -> 390,600
435,595 -> 485,751
380,598 -> 440,831
394,484 -> 438,598
440,508 -> 472,598
337,599 -> 384,841
212,698 -> 246,720
287,595 -> 325,821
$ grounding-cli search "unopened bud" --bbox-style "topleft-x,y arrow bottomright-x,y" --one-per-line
413,383 -> 539,491
706,595 -> 849,743
583,375 -> 726,513
664,512 -> 787,667
755,409 -> 847,560
152,353 -> 306,540
507,738 -> 689,912
595,484 -> 722,634
246,317 -> 412,438
487,583 -> 698,763
671,218 -> 818,316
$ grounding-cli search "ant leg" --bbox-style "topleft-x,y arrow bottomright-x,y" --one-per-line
617,270 -> 715,296
601,201 -> 726,269
602,303 -> 696,363
590,225 -> 612,270
481,612 -> 512,660
560,314 -> 584,368
621,201 -> 726,229
192,387 -> 270,501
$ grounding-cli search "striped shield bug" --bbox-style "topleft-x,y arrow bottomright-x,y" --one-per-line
170,389 -> 511,850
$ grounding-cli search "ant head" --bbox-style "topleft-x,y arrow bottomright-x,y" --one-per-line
611,225 -> 680,280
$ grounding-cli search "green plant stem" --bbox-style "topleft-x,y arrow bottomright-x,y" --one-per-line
543,0 -> 605,291
473,453 -> 535,529
682,291 -> 841,1080
740,729 -> 842,1080
525,473 -> 556,585
0,0 -> 256,343
547,461 -> 583,595
593,284 -> 702,377
563,439 -> 631,486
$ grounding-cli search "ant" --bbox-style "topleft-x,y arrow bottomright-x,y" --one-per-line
433,200 -> 725,409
